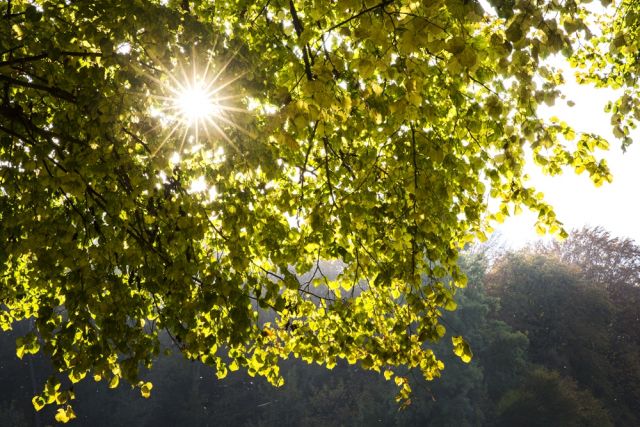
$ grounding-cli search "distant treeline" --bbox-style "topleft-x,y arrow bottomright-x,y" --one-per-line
1,227 -> 639,426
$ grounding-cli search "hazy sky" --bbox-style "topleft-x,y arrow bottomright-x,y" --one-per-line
494,66 -> 640,246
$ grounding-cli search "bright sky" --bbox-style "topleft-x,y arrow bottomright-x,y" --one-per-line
494,66 -> 640,246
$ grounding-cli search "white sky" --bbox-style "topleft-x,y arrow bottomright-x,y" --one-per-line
494,66 -> 640,246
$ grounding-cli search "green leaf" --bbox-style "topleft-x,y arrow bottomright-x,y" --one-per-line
452,336 -> 473,363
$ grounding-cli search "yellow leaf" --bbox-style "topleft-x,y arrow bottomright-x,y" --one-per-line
54,406 -> 76,423
457,275 -> 468,288
216,366 -> 228,380
140,381 -> 153,398
16,345 -> 25,360
108,375 -> 119,389
32,396 -> 45,411
69,370 -> 86,384
444,299 -> 457,311
452,336 -> 473,363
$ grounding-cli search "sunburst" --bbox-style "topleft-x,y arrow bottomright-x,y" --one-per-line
175,80 -> 220,124
148,52 -> 249,158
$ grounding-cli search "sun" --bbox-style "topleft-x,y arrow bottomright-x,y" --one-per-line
147,53 -> 249,158
174,80 -> 220,124
165,67 -> 229,138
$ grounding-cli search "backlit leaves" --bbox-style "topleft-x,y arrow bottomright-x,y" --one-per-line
452,335 -> 473,364
139,381 -> 153,399
0,0 -> 633,419
54,406 -> 76,424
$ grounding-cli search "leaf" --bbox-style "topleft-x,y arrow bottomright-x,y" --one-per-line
108,376 -> 119,389
457,275 -> 468,288
54,406 -> 76,424
140,382 -> 153,399
32,396 -> 45,411
444,299 -> 458,311
506,22 -> 523,42
16,344 -> 25,360
452,336 -> 473,363
25,5 -> 42,22
458,47 -> 477,68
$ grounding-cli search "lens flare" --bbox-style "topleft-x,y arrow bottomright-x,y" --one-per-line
175,81 -> 220,124
145,51 -> 251,159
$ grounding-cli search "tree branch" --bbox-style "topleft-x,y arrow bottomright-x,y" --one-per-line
0,74 -> 76,102
0,53 -> 47,67
288,0 -> 314,81
323,0 -> 394,35
0,50 -> 103,68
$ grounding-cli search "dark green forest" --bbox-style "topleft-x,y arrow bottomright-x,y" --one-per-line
1,227 -> 639,426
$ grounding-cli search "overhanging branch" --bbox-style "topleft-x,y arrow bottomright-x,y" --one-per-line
0,74 -> 76,102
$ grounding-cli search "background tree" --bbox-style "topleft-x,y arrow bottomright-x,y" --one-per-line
539,226 -> 640,291
487,253 -> 614,390
494,368 -> 612,427
0,0 -> 634,419
486,250 -> 640,425
537,226 -> 640,424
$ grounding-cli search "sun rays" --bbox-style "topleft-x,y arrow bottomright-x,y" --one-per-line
146,51 -> 250,159
174,80 -> 220,124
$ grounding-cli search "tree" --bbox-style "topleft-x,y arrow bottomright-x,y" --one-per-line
0,0 -> 633,419
538,226 -> 640,292
537,227 -> 640,424
486,250 -> 640,424
487,254 -> 615,395
495,368 -> 612,427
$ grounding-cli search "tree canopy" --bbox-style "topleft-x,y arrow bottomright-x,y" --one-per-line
0,0 -> 637,419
